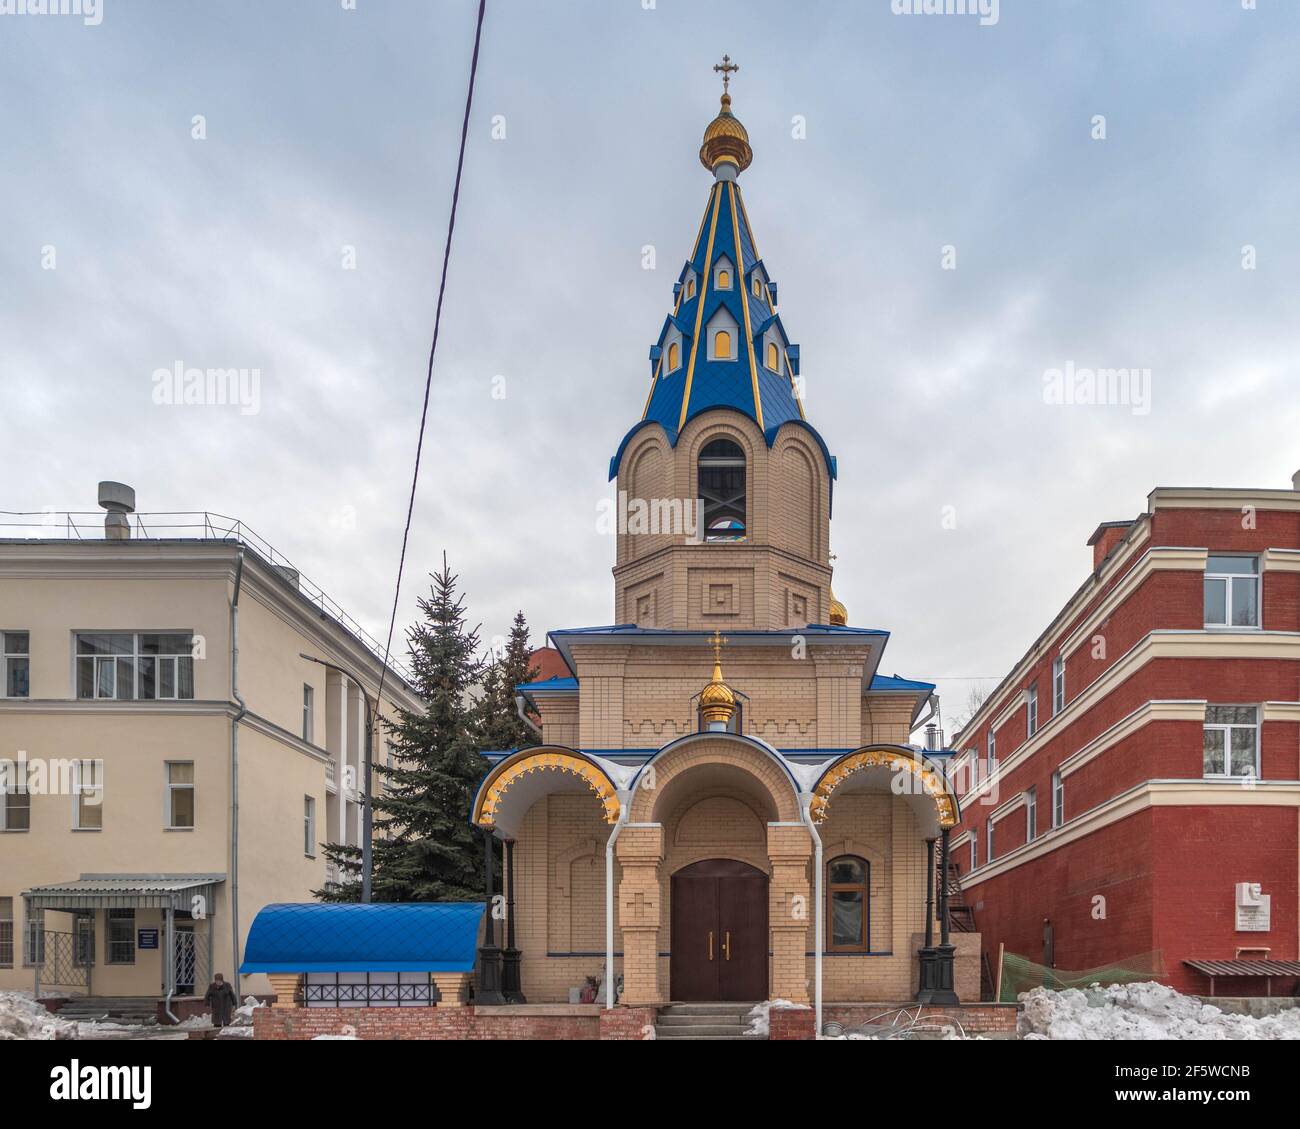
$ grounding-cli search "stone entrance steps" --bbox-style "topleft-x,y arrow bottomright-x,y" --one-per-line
655,1002 -> 761,1041
56,997 -> 160,1025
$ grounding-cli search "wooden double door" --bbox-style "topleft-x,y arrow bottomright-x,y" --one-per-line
669,859 -> 769,1002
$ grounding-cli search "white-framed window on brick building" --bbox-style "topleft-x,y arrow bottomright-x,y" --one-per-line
986,818 -> 995,863
969,831 -> 978,872
2,632 -> 29,698
1203,706 -> 1260,779
1204,556 -> 1260,629
1051,770 -> 1064,828
1025,787 -> 1038,843
0,898 -> 12,968
1026,684 -> 1039,737
986,731 -> 997,778
1052,656 -> 1066,716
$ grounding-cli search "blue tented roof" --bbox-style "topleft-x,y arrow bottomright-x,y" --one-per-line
610,179 -> 836,491
239,902 -> 485,974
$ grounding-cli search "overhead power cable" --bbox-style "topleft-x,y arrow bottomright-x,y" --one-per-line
374,0 -> 488,716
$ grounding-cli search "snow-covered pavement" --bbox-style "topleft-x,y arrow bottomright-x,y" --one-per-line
0,991 -> 265,1041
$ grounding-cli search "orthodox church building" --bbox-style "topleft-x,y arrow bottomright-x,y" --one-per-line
472,70 -> 975,1025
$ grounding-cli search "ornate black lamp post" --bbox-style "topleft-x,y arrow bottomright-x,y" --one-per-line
501,839 -> 526,1003
476,828 -> 506,1005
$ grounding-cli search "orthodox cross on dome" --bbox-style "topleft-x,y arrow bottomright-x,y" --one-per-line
710,628 -> 728,665
713,54 -> 739,96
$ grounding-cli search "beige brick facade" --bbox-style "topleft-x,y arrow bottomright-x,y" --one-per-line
485,340 -> 973,1010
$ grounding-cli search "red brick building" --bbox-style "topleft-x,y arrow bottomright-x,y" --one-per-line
952,479 -> 1300,996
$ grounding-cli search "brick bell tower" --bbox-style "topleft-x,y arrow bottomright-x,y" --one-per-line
608,64 -> 844,632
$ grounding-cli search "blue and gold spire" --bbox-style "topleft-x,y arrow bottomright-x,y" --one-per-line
610,59 -> 834,484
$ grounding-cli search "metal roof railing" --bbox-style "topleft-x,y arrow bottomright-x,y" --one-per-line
0,510 -> 414,684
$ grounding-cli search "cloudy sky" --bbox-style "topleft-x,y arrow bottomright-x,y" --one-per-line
3,0 -> 1298,730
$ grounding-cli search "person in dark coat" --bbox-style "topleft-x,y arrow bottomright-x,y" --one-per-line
204,973 -> 238,1027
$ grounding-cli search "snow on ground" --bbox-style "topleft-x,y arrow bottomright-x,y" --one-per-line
0,992 -> 183,1041
0,992 -> 78,1040
745,999 -> 809,1037
214,995 -> 264,1039
1020,982 -> 1300,1041
0,991 -> 269,1041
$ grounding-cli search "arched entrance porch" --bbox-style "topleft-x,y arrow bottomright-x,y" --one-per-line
616,733 -> 811,1006
669,859 -> 768,1002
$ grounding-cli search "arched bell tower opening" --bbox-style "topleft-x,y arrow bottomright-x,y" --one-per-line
698,437 -> 747,542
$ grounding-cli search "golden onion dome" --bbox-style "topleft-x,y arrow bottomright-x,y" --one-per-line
700,630 -> 738,727
829,591 -> 848,627
699,92 -> 753,177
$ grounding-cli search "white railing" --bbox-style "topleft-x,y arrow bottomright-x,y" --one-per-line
0,510 -> 413,684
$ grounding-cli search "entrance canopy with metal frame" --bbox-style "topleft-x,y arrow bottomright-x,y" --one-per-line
23,874 -> 226,912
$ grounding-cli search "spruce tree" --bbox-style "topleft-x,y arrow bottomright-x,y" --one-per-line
316,556 -> 490,903
480,610 -> 543,754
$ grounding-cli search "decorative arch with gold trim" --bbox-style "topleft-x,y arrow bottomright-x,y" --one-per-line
474,749 -> 620,830
810,745 -> 958,829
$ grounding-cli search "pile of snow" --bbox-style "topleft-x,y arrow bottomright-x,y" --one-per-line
745,999 -> 809,1037
0,992 -> 77,1040
313,1023 -> 359,1041
215,995 -> 264,1039
1020,982 -> 1300,1041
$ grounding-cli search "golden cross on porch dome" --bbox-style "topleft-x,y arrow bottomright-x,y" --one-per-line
710,628 -> 728,665
713,54 -> 739,96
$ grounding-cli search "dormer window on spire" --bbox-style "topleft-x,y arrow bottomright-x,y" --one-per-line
684,273 -> 697,301
706,308 -> 738,361
714,255 -> 734,291
666,340 -> 681,374
766,341 -> 780,371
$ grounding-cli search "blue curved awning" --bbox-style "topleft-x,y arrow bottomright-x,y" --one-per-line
239,902 -> 485,974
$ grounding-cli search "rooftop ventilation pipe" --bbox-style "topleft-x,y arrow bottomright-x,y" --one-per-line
98,481 -> 135,540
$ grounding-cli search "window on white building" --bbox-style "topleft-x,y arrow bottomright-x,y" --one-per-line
1027,684 -> 1039,737
1,761 -> 30,832
166,761 -> 195,828
304,795 -> 316,857
73,759 -> 103,830
1025,787 -> 1037,843
1203,706 -> 1259,779
0,899 -> 11,968
1051,770 -> 1064,828
107,909 -> 135,965
2,632 -> 29,698
1204,556 -> 1260,628
303,684 -> 315,743
1052,656 -> 1066,716
76,633 -> 194,700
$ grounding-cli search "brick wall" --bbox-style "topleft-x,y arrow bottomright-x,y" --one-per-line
964,804 -> 1300,995
254,1005 -> 606,1041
